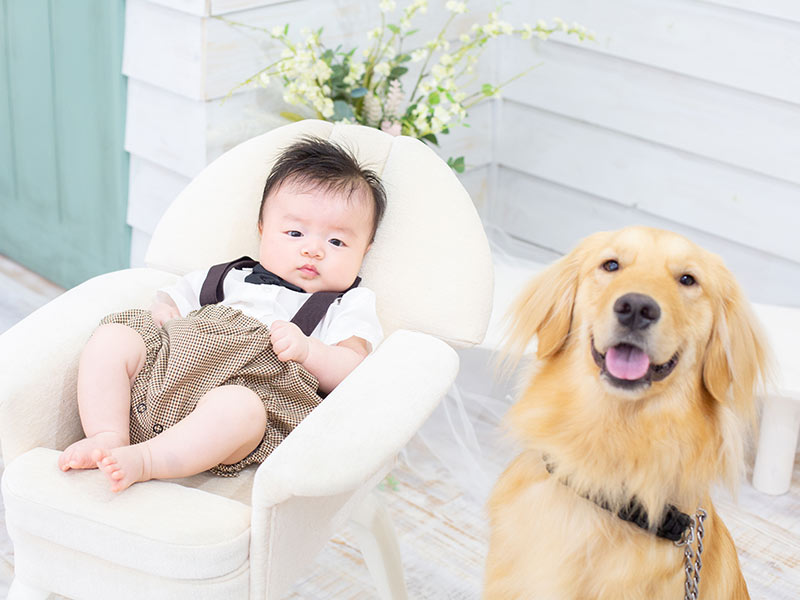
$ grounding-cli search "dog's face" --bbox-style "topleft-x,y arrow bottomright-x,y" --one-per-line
574,227 -> 714,398
506,226 -> 766,411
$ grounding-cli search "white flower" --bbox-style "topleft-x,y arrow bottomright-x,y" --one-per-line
537,19 -> 547,29
553,17 -> 568,32
445,1 -> 466,14
433,105 -> 452,124
368,27 -> 383,39
439,53 -> 454,66
271,25 -> 283,37
499,21 -> 514,35
537,30 -> 550,40
482,23 -> 500,38
406,0 -> 428,15
520,24 -> 533,40
459,33 -> 471,43
431,64 -> 448,81
374,62 -> 391,77
379,0 -> 396,13
343,61 -> 366,85
411,49 -> 427,62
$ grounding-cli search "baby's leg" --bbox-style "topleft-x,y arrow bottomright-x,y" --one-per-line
58,323 -> 146,471
94,385 -> 267,492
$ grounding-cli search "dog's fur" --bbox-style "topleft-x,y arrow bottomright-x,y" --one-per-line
485,227 -> 768,600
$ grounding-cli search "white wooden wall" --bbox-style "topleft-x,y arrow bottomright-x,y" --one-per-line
492,0 -> 800,305
124,0 -> 799,306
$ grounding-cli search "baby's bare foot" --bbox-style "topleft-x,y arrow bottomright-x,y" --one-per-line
58,432 -> 128,471
92,446 -> 152,493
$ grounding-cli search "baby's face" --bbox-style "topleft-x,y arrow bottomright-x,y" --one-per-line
258,182 -> 374,293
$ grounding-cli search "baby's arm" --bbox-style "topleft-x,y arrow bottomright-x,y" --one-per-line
150,291 -> 181,327
270,320 -> 370,394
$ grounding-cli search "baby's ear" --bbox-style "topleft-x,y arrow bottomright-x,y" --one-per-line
257,220 -> 263,235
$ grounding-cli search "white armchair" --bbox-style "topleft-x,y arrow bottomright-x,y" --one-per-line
0,120 -> 493,599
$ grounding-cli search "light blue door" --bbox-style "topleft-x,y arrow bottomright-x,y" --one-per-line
0,0 -> 129,288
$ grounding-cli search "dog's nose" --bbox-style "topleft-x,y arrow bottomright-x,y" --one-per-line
614,293 -> 661,330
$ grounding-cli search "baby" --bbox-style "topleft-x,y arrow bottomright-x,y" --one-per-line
58,137 -> 387,492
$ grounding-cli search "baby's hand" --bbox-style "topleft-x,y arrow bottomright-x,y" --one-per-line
150,301 -> 180,328
270,320 -> 310,363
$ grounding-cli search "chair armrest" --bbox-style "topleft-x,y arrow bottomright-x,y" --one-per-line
0,268 -> 178,464
251,329 -> 459,506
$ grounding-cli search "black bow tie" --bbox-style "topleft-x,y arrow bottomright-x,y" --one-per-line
244,264 -> 307,293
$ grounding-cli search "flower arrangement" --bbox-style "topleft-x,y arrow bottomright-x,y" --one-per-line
225,1 -> 592,172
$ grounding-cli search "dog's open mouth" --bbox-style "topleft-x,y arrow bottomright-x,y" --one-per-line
591,340 -> 679,389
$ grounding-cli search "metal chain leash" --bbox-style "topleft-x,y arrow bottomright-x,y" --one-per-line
675,508 -> 708,600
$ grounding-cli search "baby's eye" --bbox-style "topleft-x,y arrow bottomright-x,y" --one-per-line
286,230 -> 302,238
328,238 -> 345,247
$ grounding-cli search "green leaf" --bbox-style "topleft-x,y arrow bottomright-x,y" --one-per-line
387,24 -> 400,34
389,66 -> 408,79
283,24 -> 289,35
332,100 -> 355,121
428,91 -> 441,105
447,156 -> 465,173
420,133 -> 439,146
350,87 -> 368,98
396,53 -> 412,63
280,111 -> 305,122
405,28 -> 419,36
481,83 -> 494,96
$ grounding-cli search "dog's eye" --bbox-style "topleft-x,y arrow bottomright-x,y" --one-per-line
679,274 -> 696,286
601,260 -> 619,272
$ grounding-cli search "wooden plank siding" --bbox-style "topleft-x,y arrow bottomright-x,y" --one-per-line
489,1 -> 800,306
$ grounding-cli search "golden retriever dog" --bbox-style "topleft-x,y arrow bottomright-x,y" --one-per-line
485,226 -> 768,600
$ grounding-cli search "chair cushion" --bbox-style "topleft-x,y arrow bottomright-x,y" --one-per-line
1,448 -> 252,580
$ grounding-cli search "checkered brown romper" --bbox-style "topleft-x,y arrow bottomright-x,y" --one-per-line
100,304 -> 322,476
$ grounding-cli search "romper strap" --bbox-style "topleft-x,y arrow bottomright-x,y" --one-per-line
199,256 -> 258,306
199,257 -> 361,335
290,277 -> 362,336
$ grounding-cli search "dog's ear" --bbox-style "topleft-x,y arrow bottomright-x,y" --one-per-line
702,263 -> 768,419
504,247 -> 584,361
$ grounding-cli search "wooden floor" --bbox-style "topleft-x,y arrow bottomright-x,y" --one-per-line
0,254 -> 797,599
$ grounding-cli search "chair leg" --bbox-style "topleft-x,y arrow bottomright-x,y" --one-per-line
752,395 -> 800,495
7,577 -> 51,600
348,491 -> 408,600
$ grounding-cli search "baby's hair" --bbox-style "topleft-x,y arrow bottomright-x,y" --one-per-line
259,136 -> 387,242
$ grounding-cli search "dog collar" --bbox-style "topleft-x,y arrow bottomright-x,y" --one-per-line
544,460 -> 692,542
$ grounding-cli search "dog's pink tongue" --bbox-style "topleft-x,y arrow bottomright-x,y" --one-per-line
606,345 -> 650,380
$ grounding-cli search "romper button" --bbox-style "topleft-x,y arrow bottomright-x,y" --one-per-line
136,403 -> 147,413
153,424 -> 163,434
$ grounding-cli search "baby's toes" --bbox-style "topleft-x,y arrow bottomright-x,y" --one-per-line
58,451 -> 72,471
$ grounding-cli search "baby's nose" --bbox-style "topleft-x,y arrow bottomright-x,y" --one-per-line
302,241 -> 323,258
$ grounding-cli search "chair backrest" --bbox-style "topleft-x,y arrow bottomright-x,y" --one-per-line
146,120 -> 492,347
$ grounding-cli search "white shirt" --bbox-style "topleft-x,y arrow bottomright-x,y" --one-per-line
160,267 -> 383,349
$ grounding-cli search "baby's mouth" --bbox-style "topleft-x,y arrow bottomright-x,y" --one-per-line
299,264 -> 319,277
591,338 -> 679,389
